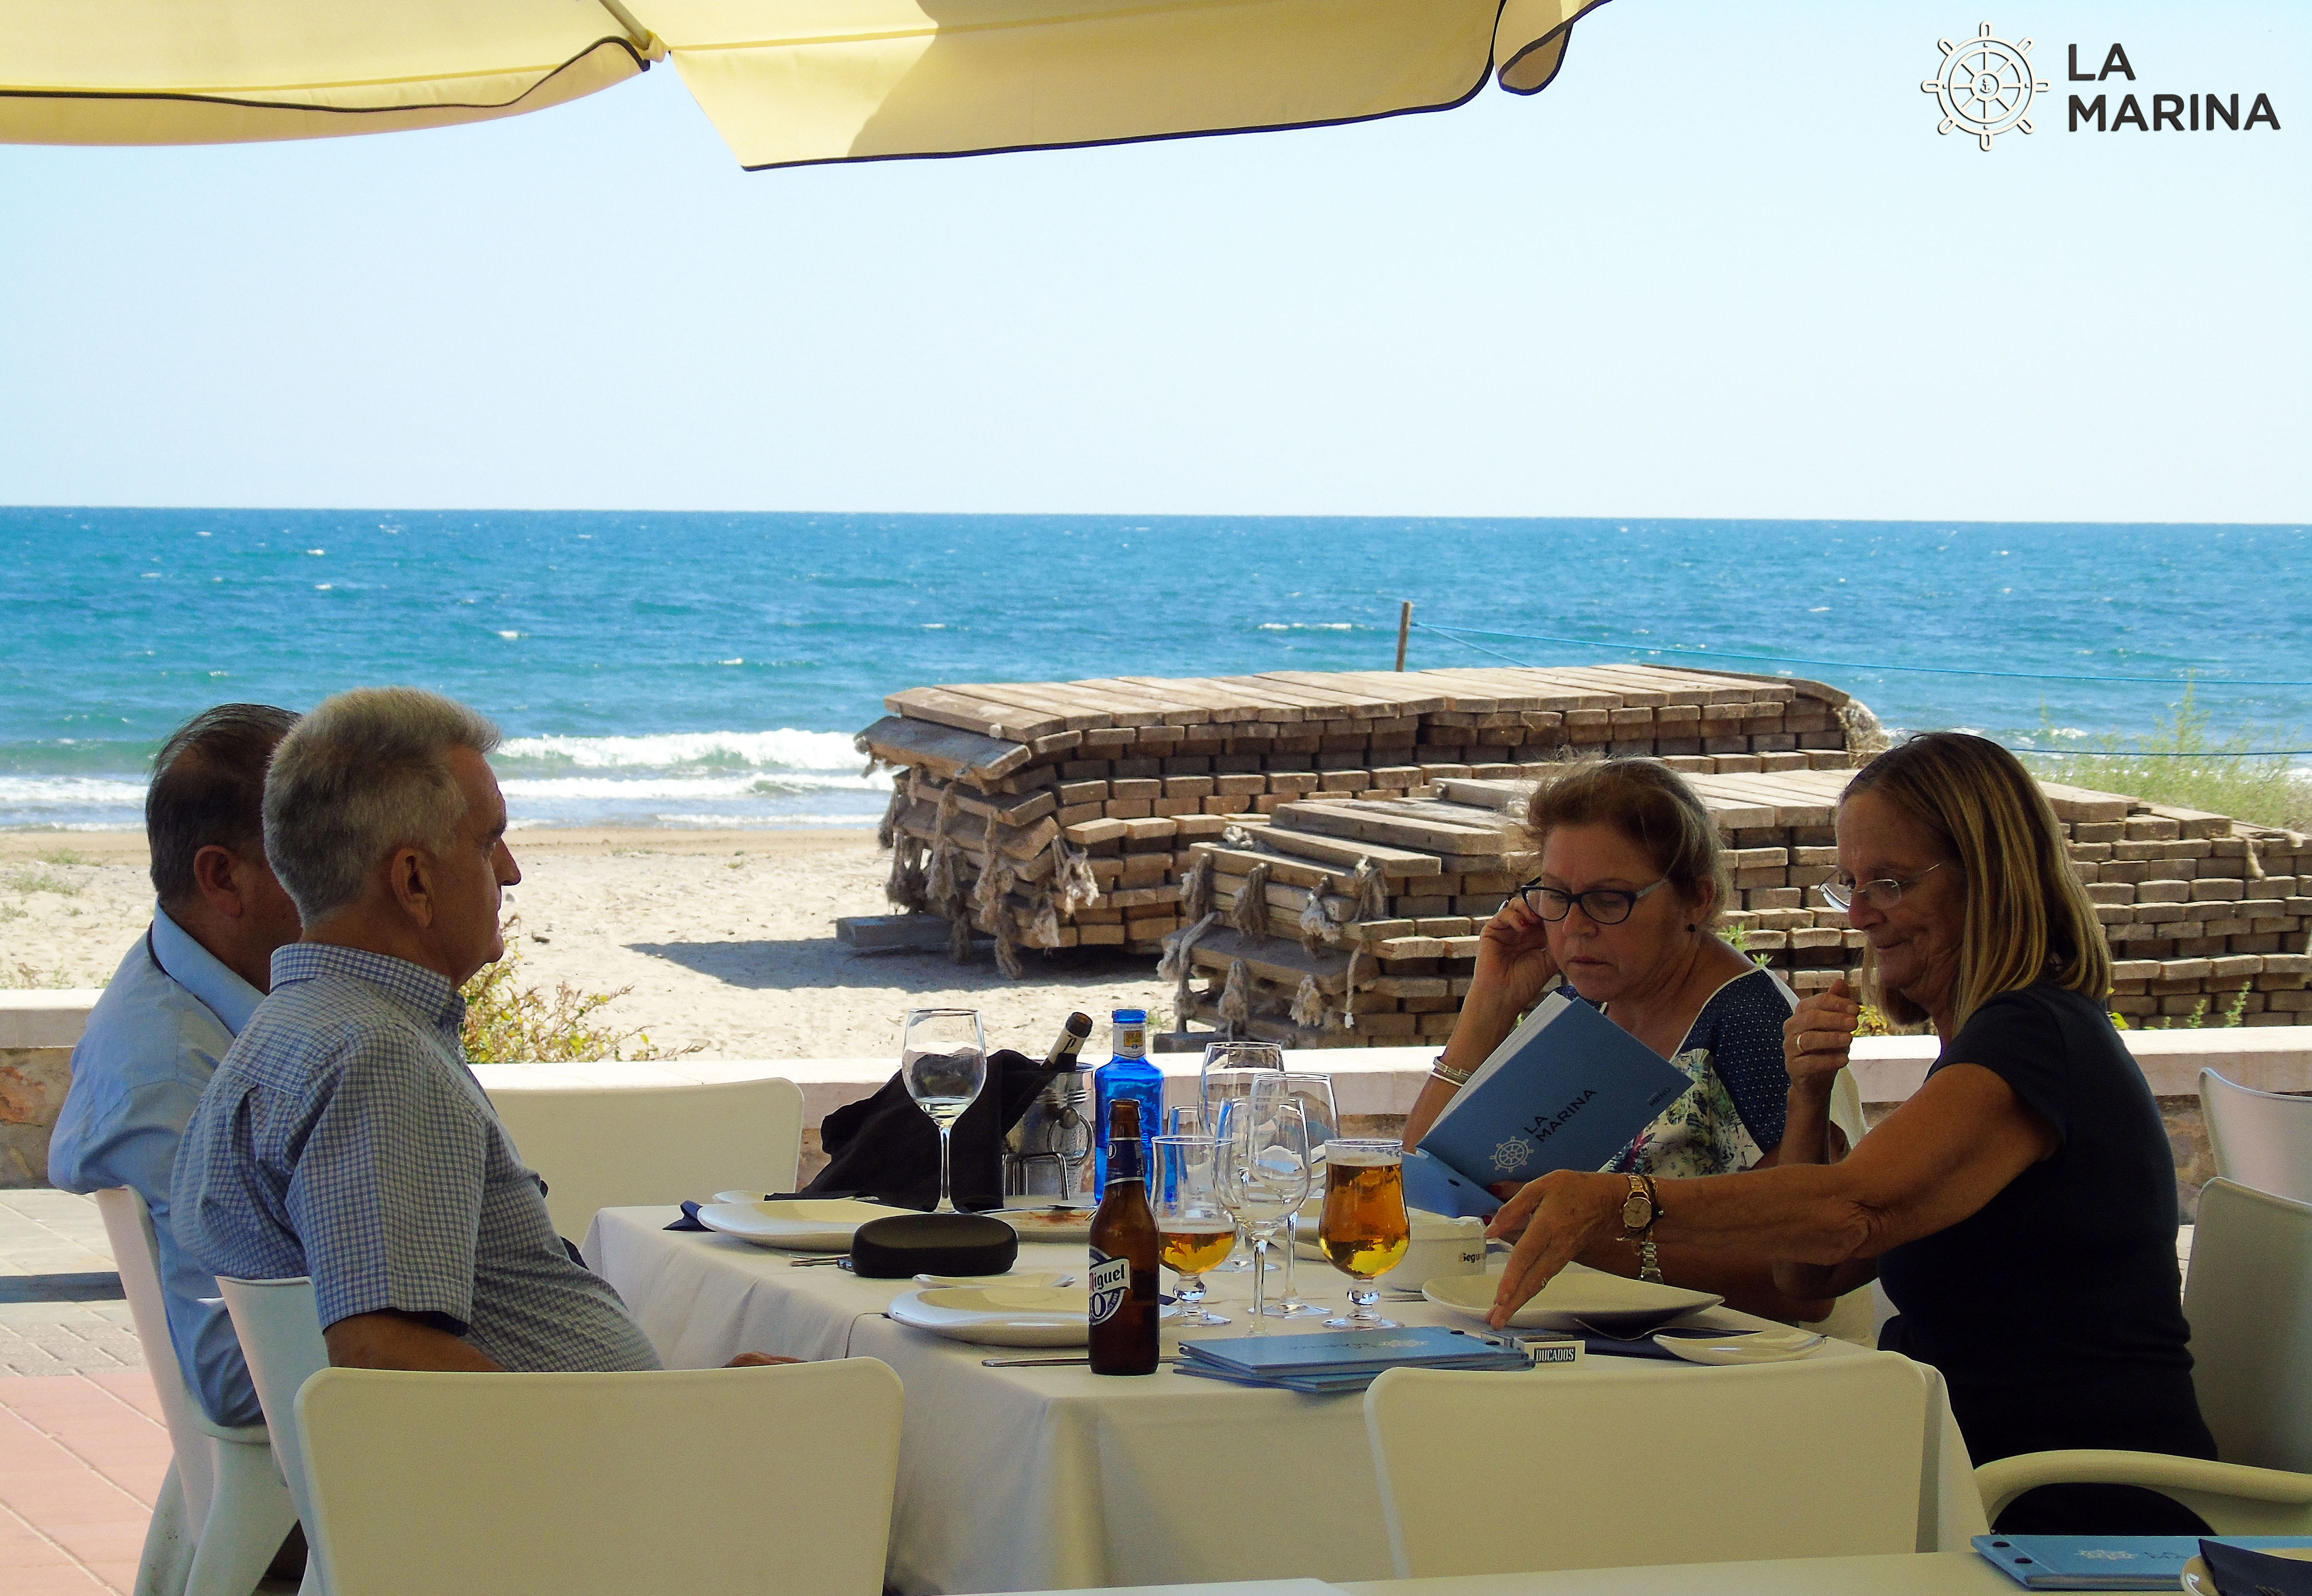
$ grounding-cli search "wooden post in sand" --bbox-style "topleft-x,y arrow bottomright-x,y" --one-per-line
1394,602 -> 1413,671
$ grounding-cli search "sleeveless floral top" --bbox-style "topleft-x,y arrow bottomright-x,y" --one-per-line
1586,966 -> 1799,1180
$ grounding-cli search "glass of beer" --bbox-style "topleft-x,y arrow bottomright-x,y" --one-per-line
1319,1139 -> 1411,1330
1152,1135 -> 1232,1326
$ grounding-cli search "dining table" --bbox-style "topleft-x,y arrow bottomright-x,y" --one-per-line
982,1549 -> 2022,1596
586,1206 -> 1989,1595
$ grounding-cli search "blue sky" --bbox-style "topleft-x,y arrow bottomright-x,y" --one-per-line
0,0 -> 2303,522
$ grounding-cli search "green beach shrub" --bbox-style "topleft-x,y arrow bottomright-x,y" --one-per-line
460,919 -> 687,1064
2018,682 -> 2311,831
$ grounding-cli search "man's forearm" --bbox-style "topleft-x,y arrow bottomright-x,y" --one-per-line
325,1309 -> 504,1372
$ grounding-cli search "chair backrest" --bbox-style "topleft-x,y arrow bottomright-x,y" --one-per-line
217,1276 -> 332,1568
92,1187 -> 218,1523
483,1077 -> 805,1241
1365,1354 -> 1930,1578
296,1358 -> 904,1596
2186,1177 -> 2312,1473
2200,1070 -> 2312,1204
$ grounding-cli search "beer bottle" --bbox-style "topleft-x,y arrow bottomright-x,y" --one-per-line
1088,1098 -> 1160,1376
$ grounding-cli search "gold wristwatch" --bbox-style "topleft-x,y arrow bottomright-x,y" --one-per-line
1620,1173 -> 1664,1284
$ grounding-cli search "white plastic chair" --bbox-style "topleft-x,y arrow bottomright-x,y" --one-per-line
295,1358 -> 904,1596
93,1188 -> 296,1596
1973,1177 -> 2312,1527
1364,1353 -> 1932,1577
482,1076 -> 805,1240
216,1276 -> 332,1596
2200,1068 -> 2312,1204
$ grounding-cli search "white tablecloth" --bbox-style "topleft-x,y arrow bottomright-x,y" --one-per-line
586,1208 -> 1989,1596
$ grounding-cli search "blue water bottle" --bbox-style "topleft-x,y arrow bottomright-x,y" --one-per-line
1093,1009 -> 1163,1196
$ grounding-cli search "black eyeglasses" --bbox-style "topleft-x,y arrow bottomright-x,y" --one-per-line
1820,860 -> 1949,913
1513,877 -> 1669,926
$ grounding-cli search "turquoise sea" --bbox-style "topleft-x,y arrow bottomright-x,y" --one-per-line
4,508 -> 2306,831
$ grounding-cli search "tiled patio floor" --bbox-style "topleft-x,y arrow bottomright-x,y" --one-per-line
0,1368 -> 169,1594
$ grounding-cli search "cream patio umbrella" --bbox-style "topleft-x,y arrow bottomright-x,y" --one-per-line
0,0 -> 1606,164
0,0 -> 661,145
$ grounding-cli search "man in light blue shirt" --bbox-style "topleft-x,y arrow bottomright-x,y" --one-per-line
49,704 -> 303,1428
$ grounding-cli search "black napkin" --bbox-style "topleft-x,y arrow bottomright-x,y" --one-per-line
800,1049 -> 1056,1212
2200,1541 -> 2312,1596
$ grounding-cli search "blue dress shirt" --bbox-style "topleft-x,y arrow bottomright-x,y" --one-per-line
173,942 -> 661,1373
49,908 -> 263,1427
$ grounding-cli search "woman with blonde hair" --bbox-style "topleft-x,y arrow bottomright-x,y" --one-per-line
1482,732 -> 2215,1532
1404,758 -> 1834,1322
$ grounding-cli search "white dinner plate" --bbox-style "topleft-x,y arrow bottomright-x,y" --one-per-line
1653,1329 -> 1824,1365
887,1286 -> 1095,1347
1422,1263 -> 1722,1332
914,1271 -> 1074,1289
694,1198 -> 897,1251
993,1206 -> 1095,1244
2183,1546 -> 2312,1596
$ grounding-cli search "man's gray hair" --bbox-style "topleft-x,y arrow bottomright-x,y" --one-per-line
264,687 -> 502,923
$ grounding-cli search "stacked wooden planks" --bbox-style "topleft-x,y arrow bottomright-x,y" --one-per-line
857,665 -> 1873,971
1162,767 -> 2312,1044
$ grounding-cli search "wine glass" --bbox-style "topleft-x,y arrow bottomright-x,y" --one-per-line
1319,1138 -> 1411,1330
1152,1135 -> 1232,1327
1202,1046 -> 1283,1269
1216,1097 -> 1311,1332
1262,1074 -> 1338,1320
901,1008 -> 988,1214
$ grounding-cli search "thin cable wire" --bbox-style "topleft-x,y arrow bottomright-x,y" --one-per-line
1409,620 -> 2312,689
1414,624 -> 2312,758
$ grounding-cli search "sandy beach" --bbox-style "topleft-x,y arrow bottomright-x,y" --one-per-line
0,829 -> 1173,1059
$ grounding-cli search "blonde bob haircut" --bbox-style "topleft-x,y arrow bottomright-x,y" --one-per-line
1843,731 -> 2111,1030
1522,759 -> 1729,927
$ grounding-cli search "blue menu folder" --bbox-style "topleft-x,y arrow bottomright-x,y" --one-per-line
1418,990 -> 1692,1192
1972,1535 -> 2312,1590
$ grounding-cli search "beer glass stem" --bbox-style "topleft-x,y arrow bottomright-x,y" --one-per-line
1346,1282 -> 1378,1326
935,1122 -> 957,1214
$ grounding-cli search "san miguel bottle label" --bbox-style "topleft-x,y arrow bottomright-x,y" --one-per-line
1088,1248 -> 1131,1324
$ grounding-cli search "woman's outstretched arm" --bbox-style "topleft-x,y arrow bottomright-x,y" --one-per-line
1482,1061 -> 2056,1328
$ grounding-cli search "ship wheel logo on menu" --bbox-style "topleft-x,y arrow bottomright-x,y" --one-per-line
1489,1138 -> 1534,1176
1923,22 -> 2050,149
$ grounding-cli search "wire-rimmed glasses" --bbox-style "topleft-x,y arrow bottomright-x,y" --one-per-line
1152,1135 -> 1232,1328
900,1008 -> 987,1214
1512,877 -> 1669,925
1818,860 -> 1949,913
1214,1092 -> 1308,1334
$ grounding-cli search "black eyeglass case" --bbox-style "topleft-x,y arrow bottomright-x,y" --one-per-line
848,1213 -> 1021,1279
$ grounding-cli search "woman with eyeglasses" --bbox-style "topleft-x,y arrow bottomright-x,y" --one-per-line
1483,733 -> 2214,1533
1402,758 -> 1839,1322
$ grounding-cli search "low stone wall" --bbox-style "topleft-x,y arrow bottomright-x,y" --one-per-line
0,992 -> 103,1188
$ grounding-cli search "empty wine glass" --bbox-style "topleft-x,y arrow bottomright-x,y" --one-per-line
1319,1138 -> 1411,1330
1152,1135 -> 1232,1327
1262,1074 -> 1338,1320
1216,1096 -> 1310,1333
1202,1047 -> 1283,1270
901,1008 -> 988,1214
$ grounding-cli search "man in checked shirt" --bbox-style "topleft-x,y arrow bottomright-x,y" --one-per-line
175,687 -> 784,1373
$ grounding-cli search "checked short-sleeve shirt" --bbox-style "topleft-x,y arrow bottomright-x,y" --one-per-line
172,943 -> 661,1373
